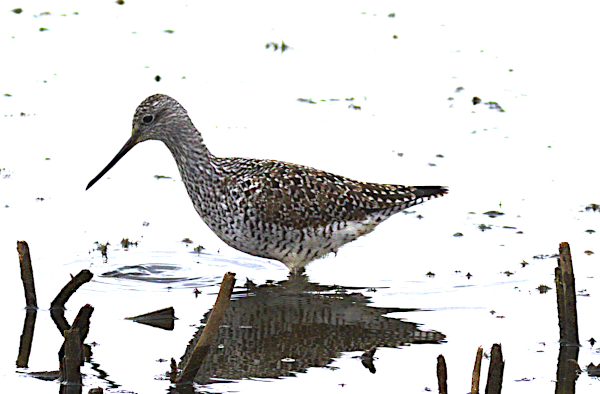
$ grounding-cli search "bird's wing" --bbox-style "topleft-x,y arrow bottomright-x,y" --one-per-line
231,160 -> 444,229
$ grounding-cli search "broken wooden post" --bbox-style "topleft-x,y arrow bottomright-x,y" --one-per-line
60,327 -> 82,393
437,354 -> 448,394
17,241 -> 37,309
16,309 -> 37,368
555,242 -> 580,393
16,241 -> 38,368
59,304 -> 94,362
176,272 -> 236,384
484,343 -> 504,394
555,242 -> 579,346
471,346 -> 483,394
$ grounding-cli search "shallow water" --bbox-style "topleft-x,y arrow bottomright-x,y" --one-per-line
1,1 -> 599,393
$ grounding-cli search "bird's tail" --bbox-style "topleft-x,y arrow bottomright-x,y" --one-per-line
413,186 -> 448,199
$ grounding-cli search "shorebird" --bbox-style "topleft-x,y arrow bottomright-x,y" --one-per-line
86,94 -> 447,272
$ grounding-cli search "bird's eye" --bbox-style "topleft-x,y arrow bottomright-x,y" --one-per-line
142,115 -> 154,124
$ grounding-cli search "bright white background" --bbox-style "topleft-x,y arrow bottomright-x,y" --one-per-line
0,1 -> 599,393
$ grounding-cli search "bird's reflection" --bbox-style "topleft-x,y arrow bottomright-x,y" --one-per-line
180,273 -> 445,384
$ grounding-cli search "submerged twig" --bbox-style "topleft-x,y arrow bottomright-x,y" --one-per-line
176,272 -> 236,383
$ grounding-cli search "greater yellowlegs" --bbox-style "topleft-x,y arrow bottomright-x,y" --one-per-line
87,94 -> 447,271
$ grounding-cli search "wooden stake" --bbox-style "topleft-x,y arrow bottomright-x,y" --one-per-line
17,241 -> 37,309
484,343 -> 504,394
555,242 -> 579,346
176,272 -> 236,383
16,309 -> 37,368
60,328 -> 82,391
437,354 -> 448,394
471,346 -> 483,393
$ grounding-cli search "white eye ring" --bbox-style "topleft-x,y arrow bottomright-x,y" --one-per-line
142,114 -> 154,124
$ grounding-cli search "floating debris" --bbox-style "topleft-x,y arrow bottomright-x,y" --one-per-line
472,97 -> 481,105
154,175 -> 172,180
181,238 -> 193,244
478,224 -> 492,232
485,101 -> 505,112
193,245 -> 204,254
587,363 -> 600,377
126,307 -> 176,331
533,254 -> 558,260
266,41 -> 290,53
484,211 -> 504,218
585,203 -> 599,212
585,229 -> 595,234
120,238 -> 138,250
537,284 -> 551,294
297,98 -> 316,104
360,346 -> 377,374
453,232 -> 464,237
94,242 -> 110,261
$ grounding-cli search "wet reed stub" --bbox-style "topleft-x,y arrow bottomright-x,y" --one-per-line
471,346 -> 483,394
555,242 -> 580,346
437,354 -> 448,394
17,241 -> 37,309
176,272 -> 236,384
484,343 -> 504,394
51,270 -> 94,310
50,270 -> 94,334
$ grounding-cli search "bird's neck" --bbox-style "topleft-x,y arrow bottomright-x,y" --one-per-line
163,126 -> 218,190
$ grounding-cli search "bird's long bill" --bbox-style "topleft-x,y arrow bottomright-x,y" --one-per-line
86,136 -> 138,190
